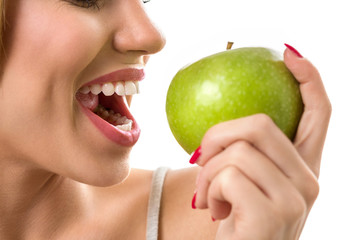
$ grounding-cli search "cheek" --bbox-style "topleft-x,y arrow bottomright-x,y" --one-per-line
0,2 -> 105,149
7,6 -> 103,78
0,2 -> 131,183
2,2 -> 105,117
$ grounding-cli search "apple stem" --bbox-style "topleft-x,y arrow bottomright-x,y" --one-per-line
227,41 -> 234,50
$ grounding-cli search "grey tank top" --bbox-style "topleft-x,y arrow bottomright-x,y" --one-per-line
146,167 -> 170,240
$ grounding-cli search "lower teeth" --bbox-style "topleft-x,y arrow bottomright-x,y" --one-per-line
115,122 -> 132,131
94,104 -> 133,131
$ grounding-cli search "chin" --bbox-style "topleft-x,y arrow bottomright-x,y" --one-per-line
94,166 -> 131,187
76,161 -> 131,187
57,147 -> 133,187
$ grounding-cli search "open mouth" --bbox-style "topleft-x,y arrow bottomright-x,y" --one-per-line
75,78 -> 141,146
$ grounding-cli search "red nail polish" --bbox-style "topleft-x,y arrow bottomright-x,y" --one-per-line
189,146 -> 201,164
284,43 -> 303,58
191,192 -> 197,209
211,217 -> 216,222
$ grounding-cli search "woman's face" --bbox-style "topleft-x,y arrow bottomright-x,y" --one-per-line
0,0 -> 165,186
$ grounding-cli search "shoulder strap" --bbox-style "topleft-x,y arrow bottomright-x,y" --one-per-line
146,167 -> 170,240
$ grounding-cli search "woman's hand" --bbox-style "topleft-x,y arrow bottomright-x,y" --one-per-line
191,45 -> 331,240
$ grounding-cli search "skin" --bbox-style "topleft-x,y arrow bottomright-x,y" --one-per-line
0,0 -> 331,239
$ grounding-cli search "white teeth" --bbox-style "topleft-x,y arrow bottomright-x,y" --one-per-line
115,82 -> 125,96
90,84 -> 102,95
116,121 -> 132,131
102,83 -> 115,96
108,114 -> 118,123
94,104 -> 133,131
100,110 -> 110,120
115,116 -> 129,125
134,81 -> 140,94
81,81 -> 140,96
125,81 -> 137,95
79,86 -> 90,94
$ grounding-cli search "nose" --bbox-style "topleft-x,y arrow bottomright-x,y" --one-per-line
112,1 -> 166,56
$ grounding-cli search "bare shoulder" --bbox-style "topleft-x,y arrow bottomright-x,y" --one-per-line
160,167 -> 219,240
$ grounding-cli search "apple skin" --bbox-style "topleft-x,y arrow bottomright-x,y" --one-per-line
166,47 -> 304,154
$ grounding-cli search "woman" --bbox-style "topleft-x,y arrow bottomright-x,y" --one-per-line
0,0 -> 331,239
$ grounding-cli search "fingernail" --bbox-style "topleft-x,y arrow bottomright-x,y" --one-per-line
189,146 -> 201,164
211,216 -> 216,222
191,191 -> 197,209
284,43 -> 303,58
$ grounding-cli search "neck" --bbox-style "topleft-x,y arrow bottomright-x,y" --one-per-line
0,155 -> 87,239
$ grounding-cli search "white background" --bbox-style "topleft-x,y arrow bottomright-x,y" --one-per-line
130,0 -> 360,239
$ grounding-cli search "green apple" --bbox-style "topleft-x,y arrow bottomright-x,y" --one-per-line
166,47 -> 303,154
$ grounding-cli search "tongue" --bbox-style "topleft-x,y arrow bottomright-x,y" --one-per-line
76,92 -> 99,111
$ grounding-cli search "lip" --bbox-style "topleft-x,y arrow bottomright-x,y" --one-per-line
77,94 -> 141,147
76,68 -> 144,147
82,68 -> 145,88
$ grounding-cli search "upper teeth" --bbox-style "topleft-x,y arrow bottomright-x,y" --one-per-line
79,81 -> 140,96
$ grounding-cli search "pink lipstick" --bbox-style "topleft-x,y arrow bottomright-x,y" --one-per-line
76,68 -> 143,147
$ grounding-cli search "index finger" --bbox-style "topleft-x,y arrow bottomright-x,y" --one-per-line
284,45 -> 332,176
